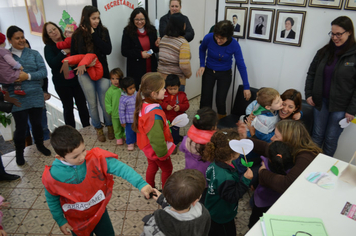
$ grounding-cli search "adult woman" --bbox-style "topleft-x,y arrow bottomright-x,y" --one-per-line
157,13 -> 192,91
157,0 -> 194,45
121,7 -> 158,90
42,22 -> 90,129
71,5 -> 113,142
305,16 -> 356,156
197,20 -> 251,119
6,25 -> 51,165
280,17 -> 296,39
255,16 -> 264,35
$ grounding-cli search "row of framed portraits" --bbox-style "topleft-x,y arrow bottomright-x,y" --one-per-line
226,0 -> 356,10
227,7 -> 306,47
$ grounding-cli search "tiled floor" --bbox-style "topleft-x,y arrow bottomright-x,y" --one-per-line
0,96 -> 252,236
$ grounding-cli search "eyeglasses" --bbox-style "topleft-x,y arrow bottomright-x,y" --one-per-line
328,31 -> 347,38
134,18 -> 145,22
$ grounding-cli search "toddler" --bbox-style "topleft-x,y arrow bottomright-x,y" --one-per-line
0,32 -> 27,95
204,129 -> 253,236
141,169 -> 211,236
119,76 -> 137,151
133,72 -> 175,189
56,24 -> 77,79
42,125 -> 153,236
161,74 -> 190,152
105,68 -> 125,144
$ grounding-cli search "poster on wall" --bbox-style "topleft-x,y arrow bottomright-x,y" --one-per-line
277,0 -> 307,7
273,10 -> 306,47
345,0 -> 356,10
309,0 -> 344,9
226,0 -> 249,3
247,8 -> 275,42
25,0 -> 46,36
251,0 -> 276,5
225,7 -> 248,39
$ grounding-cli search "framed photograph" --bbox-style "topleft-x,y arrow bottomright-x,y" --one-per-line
225,7 -> 248,38
247,8 -> 275,42
273,10 -> 306,47
25,0 -> 46,36
309,0 -> 344,9
251,0 -> 276,5
345,0 -> 356,10
226,0 -> 249,3
277,0 -> 307,7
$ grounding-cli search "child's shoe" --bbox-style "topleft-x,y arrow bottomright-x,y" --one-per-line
14,90 -> 26,96
127,144 -> 134,151
95,127 -> 106,142
116,139 -> 124,145
107,125 -> 115,140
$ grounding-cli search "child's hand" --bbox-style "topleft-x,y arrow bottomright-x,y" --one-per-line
167,105 -> 173,111
0,229 -> 7,236
141,184 -> 153,199
60,223 -> 73,235
152,188 -> 161,201
244,168 -> 253,180
259,161 -> 266,174
173,105 -> 180,112
121,123 -> 126,128
292,112 -> 301,120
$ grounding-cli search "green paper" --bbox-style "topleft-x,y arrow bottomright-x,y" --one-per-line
330,166 -> 339,176
241,158 -> 253,168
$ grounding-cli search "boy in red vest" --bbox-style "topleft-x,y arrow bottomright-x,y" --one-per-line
42,125 -> 153,236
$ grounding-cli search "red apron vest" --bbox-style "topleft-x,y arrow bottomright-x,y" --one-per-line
42,148 -> 117,236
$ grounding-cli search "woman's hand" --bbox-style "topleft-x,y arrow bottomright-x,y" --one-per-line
15,71 -> 29,82
155,37 -> 161,47
87,58 -> 97,68
60,223 -> 73,235
142,51 -> 151,59
196,67 -> 205,77
345,113 -> 354,123
91,27 -> 94,34
74,65 -> 86,76
44,92 -> 51,101
244,89 -> 251,101
237,120 -> 247,139
258,161 -> 266,174
244,168 -> 253,180
306,96 -> 315,106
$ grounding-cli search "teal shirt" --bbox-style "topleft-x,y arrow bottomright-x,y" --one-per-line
44,157 -> 148,227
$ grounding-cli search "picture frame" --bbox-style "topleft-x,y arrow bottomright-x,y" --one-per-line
277,0 -> 307,7
226,0 -> 249,3
25,0 -> 46,36
273,10 -> 307,47
309,0 -> 344,9
345,0 -> 356,10
250,0 -> 276,5
247,8 -> 275,42
225,7 -> 248,39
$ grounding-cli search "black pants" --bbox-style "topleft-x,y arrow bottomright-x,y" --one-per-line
248,204 -> 270,229
55,84 -> 90,128
200,67 -> 232,115
12,108 -> 43,151
171,126 -> 180,145
71,209 -> 114,236
209,218 -> 236,236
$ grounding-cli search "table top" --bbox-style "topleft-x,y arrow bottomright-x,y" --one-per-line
246,153 -> 356,236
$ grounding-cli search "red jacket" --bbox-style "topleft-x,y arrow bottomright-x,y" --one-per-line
161,91 -> 189,122
62,53 -> 103,80
56,37 -> 72,56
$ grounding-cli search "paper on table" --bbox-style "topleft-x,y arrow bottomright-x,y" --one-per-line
261,213 -> 329,236
339,151 -> 356,186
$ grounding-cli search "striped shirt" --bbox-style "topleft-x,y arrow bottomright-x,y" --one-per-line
119,91 -> 137,124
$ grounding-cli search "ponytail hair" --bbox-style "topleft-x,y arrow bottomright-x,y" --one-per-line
268,141 -> 294,175
193,107 -> 218,131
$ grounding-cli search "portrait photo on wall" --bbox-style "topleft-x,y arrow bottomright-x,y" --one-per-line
309,0 -> 344,9
251,0 -> 276,5
345,0 -> 356,10
247,8 -> 275,42
225,7 -> 248,38
226,0 -> 249,3
25,0 -> 46,36
277,0 -> 307,7
273,10 -> 306,47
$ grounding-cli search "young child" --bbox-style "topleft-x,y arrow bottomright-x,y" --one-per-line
248,141 -> 293,228
133,72 -> 175,189
0,32 -> 27,95
56,24 -> 77,79
204,129 -> 253,236
105,68 -> 125,144
161,74 -> 190,151
179,107 -> 218,203
141,169 -> 211,236
42,125 -> 153,236
119,76 -> 137,151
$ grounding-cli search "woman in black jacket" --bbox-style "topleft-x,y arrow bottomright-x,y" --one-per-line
121,7 -> 158,91
305,16 -> 356,156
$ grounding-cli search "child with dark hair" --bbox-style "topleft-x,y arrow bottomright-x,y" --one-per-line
42,125 -> 153,236
204,129 -> 253,236
119,76 -> 137,151
161,74 -> 190,153
248,141 -> 293,228
105,68 -> 125,144
141,169 -> 211,236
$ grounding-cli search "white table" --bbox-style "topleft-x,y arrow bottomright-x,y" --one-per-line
246,153 -> 356,236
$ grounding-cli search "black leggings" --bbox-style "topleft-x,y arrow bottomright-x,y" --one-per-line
248,204 -> 270,229
71,209 -> 114,236
209,218 -> 236,236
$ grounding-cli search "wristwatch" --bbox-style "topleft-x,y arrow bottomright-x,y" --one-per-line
61,50 -> 67,55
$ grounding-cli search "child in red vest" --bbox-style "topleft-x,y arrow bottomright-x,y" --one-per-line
133,72 -> 175,189
42,125 -> 153,236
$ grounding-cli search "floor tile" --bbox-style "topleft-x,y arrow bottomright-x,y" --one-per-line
16,209 -> 56,234
7,188 -> 41,209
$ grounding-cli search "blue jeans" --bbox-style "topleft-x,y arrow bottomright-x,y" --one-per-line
78,73 -> 112,129
125,123 -> 136,145
312,98 -> 345,156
